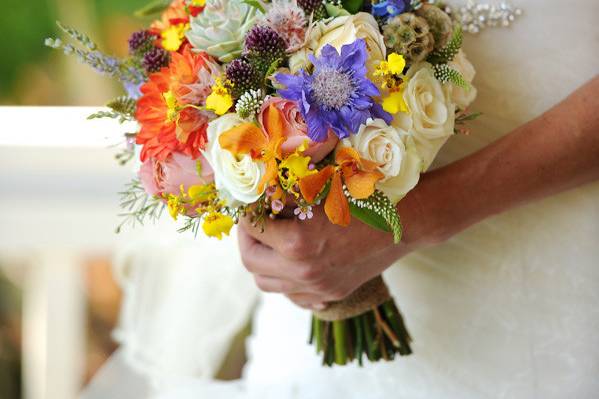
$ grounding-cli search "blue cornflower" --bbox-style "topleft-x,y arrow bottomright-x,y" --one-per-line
275,39 -> 391,142
372,0 -> 410,19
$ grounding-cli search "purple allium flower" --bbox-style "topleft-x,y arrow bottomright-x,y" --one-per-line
244,25 -> 287,59
294,205 -> 313,221
142,48 -> 170,73
226,57 -> 262,98
128,30 -> 155,55
275,39 -> 392,141
372,0 -> 410,19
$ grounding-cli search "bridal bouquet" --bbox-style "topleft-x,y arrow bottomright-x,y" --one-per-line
47,0 -> 480,366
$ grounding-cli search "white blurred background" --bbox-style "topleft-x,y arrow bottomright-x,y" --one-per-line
0,107 -> 132,398
0,1 -> 168,397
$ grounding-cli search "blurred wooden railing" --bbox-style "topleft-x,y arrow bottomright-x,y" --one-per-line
0,106 -> 133,399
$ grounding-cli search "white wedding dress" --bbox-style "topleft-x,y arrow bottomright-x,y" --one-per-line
82,1 -> 599,398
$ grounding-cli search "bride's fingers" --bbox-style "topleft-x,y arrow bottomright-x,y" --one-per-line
239,215 -> 300,258
285,293 -> 327,310
253,275 -> 301,294
238,228 -> 309,285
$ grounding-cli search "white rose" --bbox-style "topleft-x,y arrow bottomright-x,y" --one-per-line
290,12 -> 385,74
345,119 -> 422,203
203,114 -> 265,206
404,63 -> 455,170
448,50 -> 477,110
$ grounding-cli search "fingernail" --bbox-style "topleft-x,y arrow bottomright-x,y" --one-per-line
313,303 -> 326,311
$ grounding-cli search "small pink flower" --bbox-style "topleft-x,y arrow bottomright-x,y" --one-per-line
138,152 -> 214,196
259,97 -> 338,163
294,205 -> 313,221
271,199 -> 285,214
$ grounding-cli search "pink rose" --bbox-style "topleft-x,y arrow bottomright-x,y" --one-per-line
139,152 -> 214,196
258,97 -> 338,163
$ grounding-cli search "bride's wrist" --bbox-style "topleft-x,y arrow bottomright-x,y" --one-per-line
397,169 -> 460,251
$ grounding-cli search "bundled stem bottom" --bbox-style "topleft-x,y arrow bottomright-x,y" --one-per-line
309,299 -> 412,366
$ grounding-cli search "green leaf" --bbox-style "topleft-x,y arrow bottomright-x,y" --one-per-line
134,0 -> 172,18
342,0 -> 364,14
349,190 -> 403,243
264,58 -> 282,81
242,0 -> 266,14
350,203 -> 391,232
456,111 -> 482,123
325,2 -> 351,17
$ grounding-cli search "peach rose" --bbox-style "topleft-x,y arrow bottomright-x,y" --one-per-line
258,97 -> 338,163
139,152 -> 214,196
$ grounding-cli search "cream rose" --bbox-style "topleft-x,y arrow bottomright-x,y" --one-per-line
344,119 -> 422,203
203,114 -> 265,206
404,63 -> 456,170
289,12 -> 385,74
448,50 -> 477,110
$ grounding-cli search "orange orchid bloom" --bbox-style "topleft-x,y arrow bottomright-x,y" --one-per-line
299,147 -> 384,226
218,103 -> 286,191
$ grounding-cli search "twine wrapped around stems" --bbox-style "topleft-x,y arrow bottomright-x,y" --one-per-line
314,276 -> 391,321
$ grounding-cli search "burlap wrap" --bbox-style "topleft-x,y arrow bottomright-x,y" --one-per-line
313,275 -> 391,321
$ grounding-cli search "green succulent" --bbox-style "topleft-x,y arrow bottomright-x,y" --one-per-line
186,0 -> 261,63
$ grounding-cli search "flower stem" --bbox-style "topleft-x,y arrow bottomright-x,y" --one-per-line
332,320 -> 348,365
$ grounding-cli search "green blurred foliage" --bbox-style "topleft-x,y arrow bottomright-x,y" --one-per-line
0,0 -> 150,105
0,0 -> 56,96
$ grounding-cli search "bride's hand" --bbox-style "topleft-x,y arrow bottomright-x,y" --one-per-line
238,77 -> 599,310
238,188 -> 437,309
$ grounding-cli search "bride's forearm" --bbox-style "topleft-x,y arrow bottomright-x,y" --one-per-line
404,76 -> 599,247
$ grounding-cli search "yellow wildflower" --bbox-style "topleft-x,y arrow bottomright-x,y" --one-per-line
192,0 -> 206,5
206,78 -> 233,115
161,23 -> 189,52
166,194 -> 185,220
387,53 -> 406,75
202,212 -> 234,239
278,151 -> 316,195
188,184 -> 216,204
382,82 -> 409,114
375,53 -> 406,78
375,53 -> 409,114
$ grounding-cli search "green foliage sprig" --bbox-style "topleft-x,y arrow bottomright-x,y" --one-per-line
433,63 -> 469,89
88,96 -> 137,123
116,179 -> 165,233
348,190 -> 403,244
427,24 -> 463,65
46,22 -> 146,85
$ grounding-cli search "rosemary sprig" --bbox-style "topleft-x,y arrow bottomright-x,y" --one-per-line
116,179 -> 165,233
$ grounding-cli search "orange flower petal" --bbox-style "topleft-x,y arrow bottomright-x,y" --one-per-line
336,146 -> 380,172
258,159 -> 279,193
299,165 -> 335,203
345,170 -> 384,200
324,172 -> 350,227
264,103 -> 285,142
219,123 -> 267,158
335,146 -> 361,165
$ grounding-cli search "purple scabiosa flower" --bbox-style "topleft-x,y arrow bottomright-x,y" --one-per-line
275,39 -> 392,141
372,0 -> 410,19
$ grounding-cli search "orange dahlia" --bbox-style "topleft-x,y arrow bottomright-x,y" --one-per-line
136,45 -> 219,162
150,0 -> 204,52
